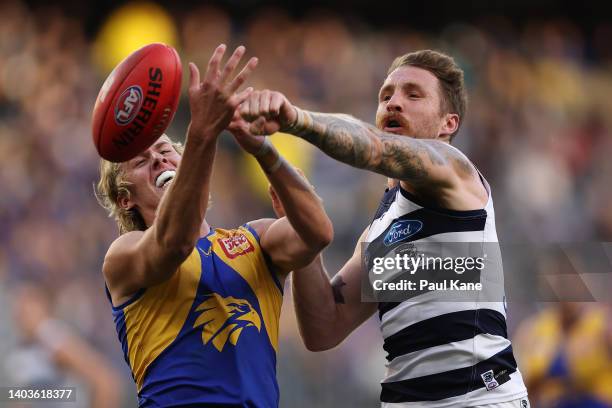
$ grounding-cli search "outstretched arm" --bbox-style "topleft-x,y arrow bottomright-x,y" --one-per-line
104,45 -> 258,302
239,91 -> 476,189
229,112 -> 333,275
284,109 -> 465,188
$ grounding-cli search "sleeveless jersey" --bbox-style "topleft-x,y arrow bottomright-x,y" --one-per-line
106,224 -> 283,408
365,179 -> 528,408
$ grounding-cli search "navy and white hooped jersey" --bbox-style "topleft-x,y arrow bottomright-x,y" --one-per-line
365,176 -> 527,408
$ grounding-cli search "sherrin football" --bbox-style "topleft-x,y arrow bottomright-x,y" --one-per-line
92,43 -> 182,162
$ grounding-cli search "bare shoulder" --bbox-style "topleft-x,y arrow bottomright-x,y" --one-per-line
429,140 -> 478,179
105,230 -> 144,256
429,140 -> 488,203
246,218 -> 276,238
357,225 -> 370,245
103,231 -> 144,278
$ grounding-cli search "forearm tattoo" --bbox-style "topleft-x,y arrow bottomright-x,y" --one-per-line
284,108 -> 447,184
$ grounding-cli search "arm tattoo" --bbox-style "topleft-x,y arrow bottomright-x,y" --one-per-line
284,108 -> 447,184
330,275 -> 347,304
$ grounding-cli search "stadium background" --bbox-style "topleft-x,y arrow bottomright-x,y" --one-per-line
0,0 -> 611,406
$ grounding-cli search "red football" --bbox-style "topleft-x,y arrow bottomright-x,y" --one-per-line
92,43 -> 182,162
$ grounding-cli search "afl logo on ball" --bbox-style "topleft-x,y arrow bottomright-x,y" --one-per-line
114,85 -> 143,126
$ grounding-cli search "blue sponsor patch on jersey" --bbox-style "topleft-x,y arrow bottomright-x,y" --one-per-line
384,220 -> 423,246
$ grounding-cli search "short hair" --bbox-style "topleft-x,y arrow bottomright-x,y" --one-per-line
387,50 -> 467,141
95,138 -> 184,234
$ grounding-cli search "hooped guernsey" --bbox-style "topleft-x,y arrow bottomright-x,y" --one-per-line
365,175 -> 528,407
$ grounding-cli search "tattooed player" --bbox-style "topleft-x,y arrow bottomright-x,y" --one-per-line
237,50 -> 529,407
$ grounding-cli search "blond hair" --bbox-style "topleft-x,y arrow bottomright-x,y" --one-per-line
95,139 -> 184,234
388,50 -> 467,141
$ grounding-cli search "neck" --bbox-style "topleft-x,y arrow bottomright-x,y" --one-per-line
144,209 -> 211,238
387,178 -> 400,189
200,220 -> 211,236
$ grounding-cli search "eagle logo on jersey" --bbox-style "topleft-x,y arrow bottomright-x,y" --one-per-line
193,293 -> 262,351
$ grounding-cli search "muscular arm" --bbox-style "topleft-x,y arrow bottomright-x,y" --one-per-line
239,90 -> 485,208
104,46 -> 257,302
292,228 -> 377,351
103,130 -> 218,300
249,142 -> 333,275
284,109 -> 474,189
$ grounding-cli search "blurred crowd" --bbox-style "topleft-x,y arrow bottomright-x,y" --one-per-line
0,0 -> 610,407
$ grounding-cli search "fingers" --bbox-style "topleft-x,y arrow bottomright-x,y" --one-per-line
204,44 -> 226,84
199,44 -> 258,95
269,92 -> 283,117
239,90 -> 261,121
231,108 -> 242,122
239,90 -> 284,122
229,56 -> 258,94
229,86 -> 254,108
220,45 -> 245,86
239,92 -> 255,120
250,91 -> 260,118
188,62 -> 200,93
249,116 -> 266,136
260,90 -> 271,117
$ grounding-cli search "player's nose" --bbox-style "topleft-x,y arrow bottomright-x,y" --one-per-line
151,151 -> 169,168
386,95 -> 402,112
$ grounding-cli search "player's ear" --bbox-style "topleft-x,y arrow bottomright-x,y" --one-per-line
438,113 -> 459,141
118,194 -> 135,211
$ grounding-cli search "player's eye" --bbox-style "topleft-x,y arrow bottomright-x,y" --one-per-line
160,150 -> 171,155
382,95 -> 391,102
135,159 -> 146,167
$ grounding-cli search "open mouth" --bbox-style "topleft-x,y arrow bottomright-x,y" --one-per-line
384,118 -> 404,132
386,119 -> 401,128
155,170 -> 176,189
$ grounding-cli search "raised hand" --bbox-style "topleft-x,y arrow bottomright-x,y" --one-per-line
188,44 -> 258,139
227,109 -> 265,155
238,90 -> 298,136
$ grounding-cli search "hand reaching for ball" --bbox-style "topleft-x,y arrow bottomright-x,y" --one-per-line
187,44 -> 258,140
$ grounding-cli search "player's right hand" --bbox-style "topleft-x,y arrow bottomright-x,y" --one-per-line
239,90 -> 298,135
187,44 -> 258,140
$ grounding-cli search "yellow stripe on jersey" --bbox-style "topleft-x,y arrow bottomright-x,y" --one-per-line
210,226 -> 282,351
123,249 -> 202,390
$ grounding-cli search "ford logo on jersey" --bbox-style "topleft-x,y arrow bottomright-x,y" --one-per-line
384,220 -> 423,246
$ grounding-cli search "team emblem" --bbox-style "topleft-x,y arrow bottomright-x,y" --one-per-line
193,293 -> 261,351
480,369 -> 500,391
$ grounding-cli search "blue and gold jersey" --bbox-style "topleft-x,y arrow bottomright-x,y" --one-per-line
106,225 -> 283,408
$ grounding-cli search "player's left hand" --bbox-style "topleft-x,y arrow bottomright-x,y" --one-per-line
227,109 -> 266,154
